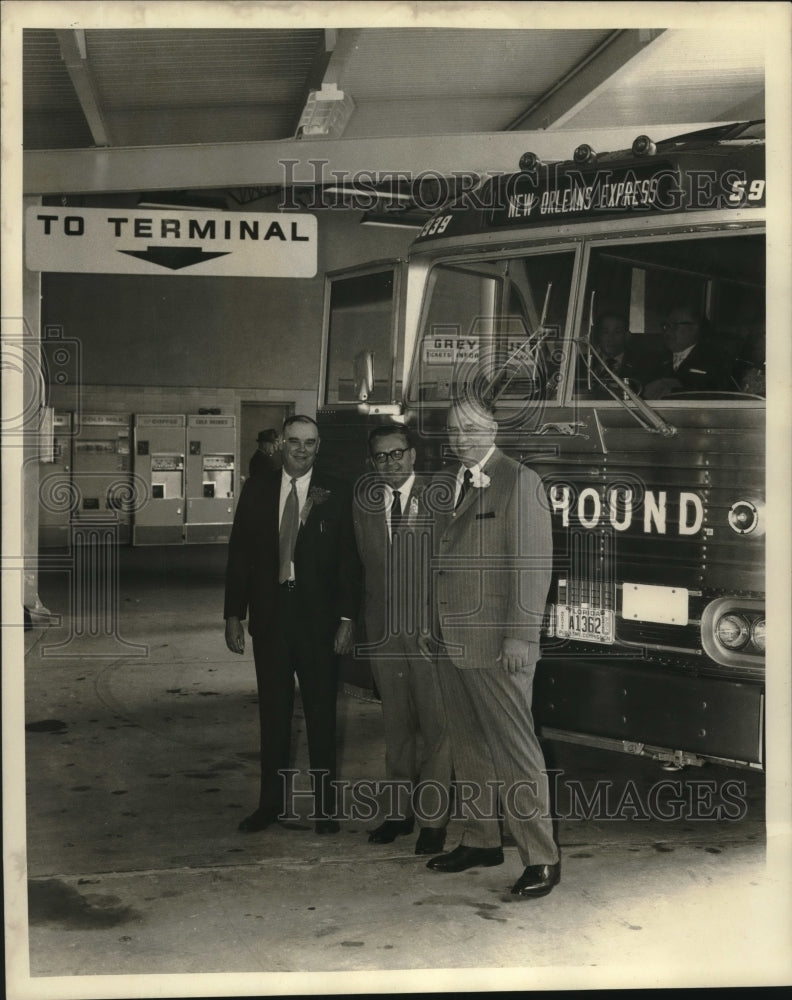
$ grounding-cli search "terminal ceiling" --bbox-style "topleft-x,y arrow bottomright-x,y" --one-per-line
23,26 -> 766,214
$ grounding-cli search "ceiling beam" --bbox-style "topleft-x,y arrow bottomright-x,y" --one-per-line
322,27 -> 362,88
291,30 -> 336,135
23,122 -> 727,196
55,29 -> 112,147
507,29 -> 666,131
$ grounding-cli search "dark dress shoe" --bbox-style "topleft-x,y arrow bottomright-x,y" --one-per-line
414,827 -> 446,855
510,863 -> 561,898
367,816 -> 415,843
314,819 -> 340,834
238,810 -> 277,833
426,844 -> 504,872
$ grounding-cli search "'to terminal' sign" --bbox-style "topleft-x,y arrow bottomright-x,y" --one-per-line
25,207 -> 317,277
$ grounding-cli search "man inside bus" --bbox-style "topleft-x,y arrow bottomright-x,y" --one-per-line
418,399 -> 560,899
577,311 -> 651,397
643,304 -> 732,398
353,425 -> 452,855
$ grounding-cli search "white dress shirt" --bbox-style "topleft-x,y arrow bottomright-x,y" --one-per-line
455,445 -> 496,506
672,344 -> 696,371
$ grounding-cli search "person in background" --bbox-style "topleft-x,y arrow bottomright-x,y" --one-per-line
249,428 -> 281,477
644,305 -> 731,398
353,425 -> 452,856
225,415 -> 360,834
418,399 -> 560,899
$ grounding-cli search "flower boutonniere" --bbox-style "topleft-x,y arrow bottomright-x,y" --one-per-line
409,495 -> 420,521
301,485 -> 331,523
308,485 -> 331,505
470,469 -> 491,489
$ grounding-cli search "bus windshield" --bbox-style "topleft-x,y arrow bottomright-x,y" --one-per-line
409,249 -> 576,405
408,230 -> 765,408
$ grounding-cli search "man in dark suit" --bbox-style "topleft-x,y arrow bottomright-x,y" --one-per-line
418,399 -> 560,899
644,305 -> 731,398
353,425 -> 452,855
248,428 -> 281,477
225,415 -> 360,834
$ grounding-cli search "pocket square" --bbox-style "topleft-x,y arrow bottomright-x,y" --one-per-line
476,511 -> 496,520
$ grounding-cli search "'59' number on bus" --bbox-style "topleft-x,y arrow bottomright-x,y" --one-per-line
728,178 -> 765,203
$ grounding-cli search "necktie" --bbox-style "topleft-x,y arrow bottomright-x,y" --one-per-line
455,468 -> 473,510
390,490 -> 403,540
278,477 -> 300,583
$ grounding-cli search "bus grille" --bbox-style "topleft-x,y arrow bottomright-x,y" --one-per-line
616,618 -> 701,652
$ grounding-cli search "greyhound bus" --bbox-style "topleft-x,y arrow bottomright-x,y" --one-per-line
318,121 -> 766,770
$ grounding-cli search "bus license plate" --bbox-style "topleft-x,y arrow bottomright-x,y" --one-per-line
555,606 -> 614,644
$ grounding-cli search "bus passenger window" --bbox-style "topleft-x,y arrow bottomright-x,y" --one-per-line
323,267 -> 396,405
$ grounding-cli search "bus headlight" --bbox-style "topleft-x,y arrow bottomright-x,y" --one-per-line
750,617 -> 766,653
715,612 -> 750,650
701,597 -> 765,670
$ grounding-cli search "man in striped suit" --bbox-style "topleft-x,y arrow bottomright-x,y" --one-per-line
418,399 -> 560,898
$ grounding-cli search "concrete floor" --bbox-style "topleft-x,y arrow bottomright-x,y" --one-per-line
13,544 -> 791,994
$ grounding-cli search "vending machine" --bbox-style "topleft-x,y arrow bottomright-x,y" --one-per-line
38,410 -> 74,548
133,414 -> 186,545
71,413 -> 133,545
185,414 -> 236,544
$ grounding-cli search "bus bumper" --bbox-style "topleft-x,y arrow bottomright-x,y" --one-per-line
534,657 -> 764,768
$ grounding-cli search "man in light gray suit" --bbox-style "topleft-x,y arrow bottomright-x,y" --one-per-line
418,399 -> 560,898
354,425 -> 451,855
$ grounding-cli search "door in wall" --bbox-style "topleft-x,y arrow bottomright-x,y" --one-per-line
239,402 -> 293,485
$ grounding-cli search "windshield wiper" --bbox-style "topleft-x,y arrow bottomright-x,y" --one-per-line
572,338 -> 676,437
488,282 -> 553,403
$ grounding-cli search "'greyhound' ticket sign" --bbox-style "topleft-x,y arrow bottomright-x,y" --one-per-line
25,207 -> 317,277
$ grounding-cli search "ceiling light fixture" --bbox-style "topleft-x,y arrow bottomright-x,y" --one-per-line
297,83 -> 356,139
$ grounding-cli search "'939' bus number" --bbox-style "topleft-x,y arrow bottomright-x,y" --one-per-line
418,214 -> 453,238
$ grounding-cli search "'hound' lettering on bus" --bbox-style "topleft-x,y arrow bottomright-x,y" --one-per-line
549,486 -> 704,536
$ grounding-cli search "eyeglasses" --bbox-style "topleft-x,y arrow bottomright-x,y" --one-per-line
662,320 -> 697,331
372,447 -> 407,464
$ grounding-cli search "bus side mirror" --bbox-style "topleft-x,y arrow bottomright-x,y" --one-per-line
354,351 -> 374,401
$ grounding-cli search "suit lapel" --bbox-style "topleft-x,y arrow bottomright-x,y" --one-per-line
445,453 -> 501,529
264,470 -> 281,536
294,472 -> 335,552
453,477 -> 479,520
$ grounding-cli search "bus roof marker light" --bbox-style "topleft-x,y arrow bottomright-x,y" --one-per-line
632,135 -> 657,157
519,151 -> 540,171
573,144 -> 597,165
